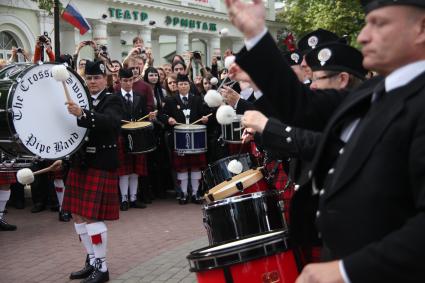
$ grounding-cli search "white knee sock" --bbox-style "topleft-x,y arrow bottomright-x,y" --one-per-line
0,190 -> 11,219
177,172 -> 189,197
74,222 -> 95,266
53,179 -> 65,208
119,175 -> 129,202
129,174 -> 139,202
190,171 -> 202,197
86,222 -> 108,272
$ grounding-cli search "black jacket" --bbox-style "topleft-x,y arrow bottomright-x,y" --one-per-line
72,89 -> 123,171
237,32 -> 425,282
115,90 -> 148,121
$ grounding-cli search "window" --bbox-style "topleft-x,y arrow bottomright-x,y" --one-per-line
0,31 -> 22,61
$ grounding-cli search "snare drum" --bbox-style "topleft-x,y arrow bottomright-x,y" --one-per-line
121,121 -> 156,154
174,124 -> 207,154
0,63 -> 90,160
202,153 -> 253,191
187,230 -> 299,283
203,190 -> 286,245
204,168 -> 269,203
221,115 -> 243,144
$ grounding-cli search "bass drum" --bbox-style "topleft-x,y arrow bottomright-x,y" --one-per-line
0,63 -> 90,160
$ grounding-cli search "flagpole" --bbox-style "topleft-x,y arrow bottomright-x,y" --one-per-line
54,0 -> 60,57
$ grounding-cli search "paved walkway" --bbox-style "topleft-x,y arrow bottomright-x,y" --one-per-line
0,198 -> 208,283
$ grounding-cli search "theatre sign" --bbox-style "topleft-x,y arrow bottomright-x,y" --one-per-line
165,16 -> 217,31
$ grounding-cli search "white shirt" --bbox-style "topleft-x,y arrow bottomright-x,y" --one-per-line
121,89 -> 133,102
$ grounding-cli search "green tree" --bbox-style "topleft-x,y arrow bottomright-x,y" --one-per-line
31,0 -> 63,15
277,0 -> 364,47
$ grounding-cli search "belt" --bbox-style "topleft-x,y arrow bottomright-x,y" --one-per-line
86,144 -> 117,153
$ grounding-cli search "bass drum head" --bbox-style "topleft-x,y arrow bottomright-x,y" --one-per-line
1,63 -> 90,159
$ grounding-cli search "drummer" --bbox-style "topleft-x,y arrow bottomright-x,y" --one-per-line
116,68 -> 156,211
162,74 -> 210,204
0,172 -> 17,231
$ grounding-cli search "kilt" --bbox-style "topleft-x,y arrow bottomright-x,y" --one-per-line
0,171 -> 16,186
227,142 -> 251,156
48,169 -> 66,181
172,152 -> 207,172
63,167 -> 119,220
117,137 -> 148,176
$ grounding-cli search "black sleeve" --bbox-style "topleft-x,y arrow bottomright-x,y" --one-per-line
236,32 -> 346,131
77,95 -> 123,132
261,118 -> 322,161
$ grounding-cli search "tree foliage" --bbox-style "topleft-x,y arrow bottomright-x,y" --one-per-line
31,0 -> 63,15
277,0 -> 365,47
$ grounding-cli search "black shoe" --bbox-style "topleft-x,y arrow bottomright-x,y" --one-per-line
0,218 -> 17,231
70,255 -> 94,280
81,268 -> 109,283
129,200 -> 146,209
31,203 -> 45,213
59,211 -> 72,222
14,200 -> 25,209
81,259 -> 109,283
191,196 -> 202,204
179,196 -> 188,205
120,201 -> 129,211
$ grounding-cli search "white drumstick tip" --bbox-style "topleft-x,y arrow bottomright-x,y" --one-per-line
224,55 -> 235,69
204,89 -> 223,107
216,105 -> 236,125
210,77 -> 219,85
16,168 -> 35,185
227,159 -> 243,174
220,28 -> 229,36
52,65 -> 70,82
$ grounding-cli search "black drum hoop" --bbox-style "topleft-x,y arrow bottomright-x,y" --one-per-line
187,230 -> 290,272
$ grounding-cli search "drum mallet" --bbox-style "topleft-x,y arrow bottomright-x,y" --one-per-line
137,110 -> 158,122
16,160 -> 62,190
190,113 -> 213,125
52,65 -> 72,104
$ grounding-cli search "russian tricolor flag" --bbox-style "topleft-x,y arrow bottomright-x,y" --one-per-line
62,3 -> 91,35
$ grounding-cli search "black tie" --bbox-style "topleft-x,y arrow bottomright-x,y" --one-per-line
125,93 -> 132,114
182,96 -> 188,106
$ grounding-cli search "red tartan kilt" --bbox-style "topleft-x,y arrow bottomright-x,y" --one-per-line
266,161 -> 294,224
0,171 -> 16,186
48,169 -> 65,181
172,152 -> 207,172
227,142 -> 251,156
117,137 -> 148,176
63,167 -> 119,220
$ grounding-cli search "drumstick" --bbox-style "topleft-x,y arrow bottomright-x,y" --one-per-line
137,110 -> 158,122
62,82 -> 73,104
33,160 -> 62,176
121,120 -> 131,123
190,113 -> 213,125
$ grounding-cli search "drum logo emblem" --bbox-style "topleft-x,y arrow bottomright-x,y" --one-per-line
185,133 -> 191,149
128,134 -> 134,151
261,271 -> 280,283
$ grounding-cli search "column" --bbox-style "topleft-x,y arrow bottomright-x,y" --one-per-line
151,33 -> 160,65
37,11 -> 55,53
139,27 -> 154,48
60,28 -> 79,55
92,20 -> 108,46
207,36 -> 221,66
107,31 -> 121,61
232,39 -> 244,54
176,31 -> 190,56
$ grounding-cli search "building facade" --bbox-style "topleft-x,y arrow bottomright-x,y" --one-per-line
0,0 -> 281,66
